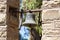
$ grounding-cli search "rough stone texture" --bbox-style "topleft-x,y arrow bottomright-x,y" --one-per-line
0,0 -> 7,40
42,0 -> 60,40
0,26 -> 7,40
7,0 -> 19,40
42,0 -> 60,9
0,0 -> 19,40
42,9 -> 60,21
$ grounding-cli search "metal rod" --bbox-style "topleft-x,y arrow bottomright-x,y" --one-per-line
16,9 -> 42,13
25,9 -> 42,12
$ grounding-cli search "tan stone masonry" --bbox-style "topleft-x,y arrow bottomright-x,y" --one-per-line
42,0 -> 60,40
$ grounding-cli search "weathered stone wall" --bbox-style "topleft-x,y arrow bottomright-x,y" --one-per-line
42,0 -> 60,40
0,0 -> 7,40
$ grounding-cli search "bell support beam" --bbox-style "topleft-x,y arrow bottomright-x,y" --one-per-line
22,9 -> 42,13
10,9 -> 42,13
18,8 -> 60,13
19,9 -> 42,13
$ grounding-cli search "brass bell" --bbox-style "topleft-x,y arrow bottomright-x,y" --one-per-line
22,12 -> 37,27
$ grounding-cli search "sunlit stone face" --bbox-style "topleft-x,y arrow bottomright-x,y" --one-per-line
42,0 -> 60,40
0,13 -> 6,22
0,0 -> 7,40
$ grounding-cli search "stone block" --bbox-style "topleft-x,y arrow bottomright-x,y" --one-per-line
42,20 -> 60,40
42,10 -> 60,21
42,0 -> 60,8
0,26 -> 7,40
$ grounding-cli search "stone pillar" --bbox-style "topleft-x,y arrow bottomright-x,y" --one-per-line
0,0 -> 20,40
7,0 -> 19,40
0,0 -> 7,40
42,0 -> 60,40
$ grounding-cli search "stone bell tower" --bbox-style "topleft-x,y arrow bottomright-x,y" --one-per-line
42,0 -> 60,40
0,0 -> 20,40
